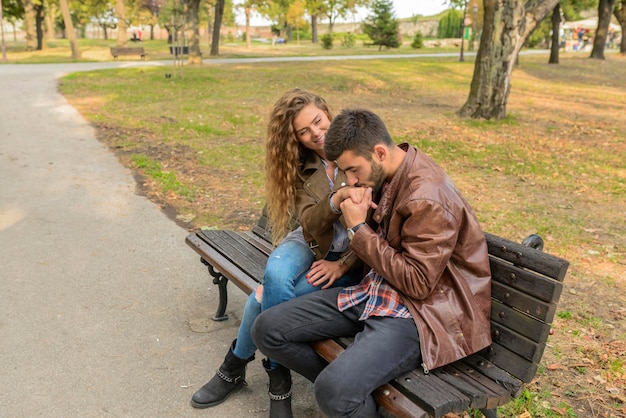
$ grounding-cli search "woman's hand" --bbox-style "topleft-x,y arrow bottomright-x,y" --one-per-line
306,259 -> 348,289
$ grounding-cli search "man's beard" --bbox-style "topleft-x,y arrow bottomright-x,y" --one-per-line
368,161 -> 386,193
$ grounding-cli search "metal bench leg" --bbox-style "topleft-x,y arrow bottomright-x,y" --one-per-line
201,258 -> 229,321
480,408 -> 498,418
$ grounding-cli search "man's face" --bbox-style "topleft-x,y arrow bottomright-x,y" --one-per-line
336,150 -> 386,192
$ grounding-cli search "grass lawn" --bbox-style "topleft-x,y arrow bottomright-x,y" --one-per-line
10,39 -> 625,416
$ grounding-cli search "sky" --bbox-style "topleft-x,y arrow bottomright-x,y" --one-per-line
234,1 -> 449,26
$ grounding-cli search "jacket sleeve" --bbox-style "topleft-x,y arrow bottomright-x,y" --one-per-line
349,199 -> 458,299
294,170 -> 339,240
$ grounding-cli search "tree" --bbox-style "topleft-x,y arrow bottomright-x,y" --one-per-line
362,0 -> 400,50
183,0 -> 202,63
616,0 -> 626,53
59,0 -> 79,58
459,0 -> 559,120
115,0 -> 127,46
209,0 -> 224,56
20,0 -> 36,49
286,0 -> 306,44
548,3 -> 560,63
590,0 -> 616,58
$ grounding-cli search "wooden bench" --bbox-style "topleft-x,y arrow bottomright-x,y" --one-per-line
109,47 -> 146,60
186,209 -> 569,417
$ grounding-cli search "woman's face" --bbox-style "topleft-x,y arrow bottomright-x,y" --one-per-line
292,103 -> 330,157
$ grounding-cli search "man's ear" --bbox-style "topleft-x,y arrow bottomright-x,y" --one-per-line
373,144 -> 387,162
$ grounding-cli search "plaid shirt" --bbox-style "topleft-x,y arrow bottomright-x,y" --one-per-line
337,269 -> 411,320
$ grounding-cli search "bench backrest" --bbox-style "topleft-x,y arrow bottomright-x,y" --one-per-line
483,232 -> 568,382
249,211 -> 569,384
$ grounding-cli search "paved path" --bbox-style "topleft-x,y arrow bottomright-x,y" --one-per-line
0,62 -> 320,417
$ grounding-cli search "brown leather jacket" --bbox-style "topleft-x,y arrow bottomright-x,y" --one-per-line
349,144 -> 492,371
294,152 -> 361,272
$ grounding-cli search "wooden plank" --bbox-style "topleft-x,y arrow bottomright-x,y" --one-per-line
490,259 -> 563,307
439,363 -> 512,409
460,354 -> 524,398
491,300 -> 552,344
490,322 -> 545,364
185,233 -> 258,295
491,279 -> 558,323
485,232 -> 569,281
477,344 -> 539,384
197,230 -> 268,280
393,369 -> 471,416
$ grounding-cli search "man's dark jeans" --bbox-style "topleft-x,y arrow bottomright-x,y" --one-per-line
251,287 -> 422,418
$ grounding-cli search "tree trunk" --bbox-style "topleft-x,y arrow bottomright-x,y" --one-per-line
210,0 -> 225,56
458,0 -> 559,120
590,0 -> 617,59
311,14 -> 318,43
59,0 -> 80,59
548,3 -> 560,64
115,0 -> 127,46
22,0 -> 36,50
46,1 -> 56,42
34,2 -> 44,50
245,7 -> 251,49
617,1 -> 626,54
185,0 -> 202,64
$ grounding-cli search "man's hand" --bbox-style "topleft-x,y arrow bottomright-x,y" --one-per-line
340,187 -> 375,227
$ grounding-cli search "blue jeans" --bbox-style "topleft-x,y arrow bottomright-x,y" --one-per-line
251,287 -> 422,418
232,240 -> 360,361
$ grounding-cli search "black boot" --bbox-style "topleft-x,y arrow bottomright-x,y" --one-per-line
190,339 -> 255,409
263,359 -> 293,418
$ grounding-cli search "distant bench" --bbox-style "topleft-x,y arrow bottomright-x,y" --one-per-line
186,207 -> 569,417
110,47 -> 146,60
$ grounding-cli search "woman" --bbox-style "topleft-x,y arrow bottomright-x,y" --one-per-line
191,89 -> 362,416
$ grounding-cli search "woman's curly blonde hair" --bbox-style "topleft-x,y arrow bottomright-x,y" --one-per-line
265,88 -> 332,245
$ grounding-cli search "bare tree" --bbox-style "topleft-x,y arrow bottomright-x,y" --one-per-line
210,0 -> 224,56
458,0 -> 559,120
616,0 -> 626,53
590,0 -> 617,59
115,0 -> 128,46
59,0 -> 80,58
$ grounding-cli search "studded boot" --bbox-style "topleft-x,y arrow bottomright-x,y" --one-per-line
263,358 -> 293,418
190,339 -> 255,408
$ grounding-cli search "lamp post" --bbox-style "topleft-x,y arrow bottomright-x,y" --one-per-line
459,0 -> 468,62
0,0 -> 7,62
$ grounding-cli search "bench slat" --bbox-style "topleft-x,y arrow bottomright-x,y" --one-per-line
491,322 -> 545,364
491,300 -> 551,344
396,369 -> 471,416
480,343 -> 541,383
490,258 -> 564,308
198,230 -> 268,282
186,233 -> 258,295
485,232 -> 569,281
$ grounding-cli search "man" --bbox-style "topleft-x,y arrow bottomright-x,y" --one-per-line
251,109 -> 492,417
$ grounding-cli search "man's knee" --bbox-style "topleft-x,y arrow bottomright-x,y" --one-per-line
314,369 -> 359,417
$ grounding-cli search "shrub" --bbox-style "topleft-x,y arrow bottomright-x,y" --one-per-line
411,31 -> 424,49
321,34 -> 333,49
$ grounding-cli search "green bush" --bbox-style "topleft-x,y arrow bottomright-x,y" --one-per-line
411,31 -> 424,49
321,34 -> 333,49
341,32 -> 356,48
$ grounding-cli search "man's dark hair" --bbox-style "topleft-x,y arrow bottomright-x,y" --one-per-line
324,108 -> 395,161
